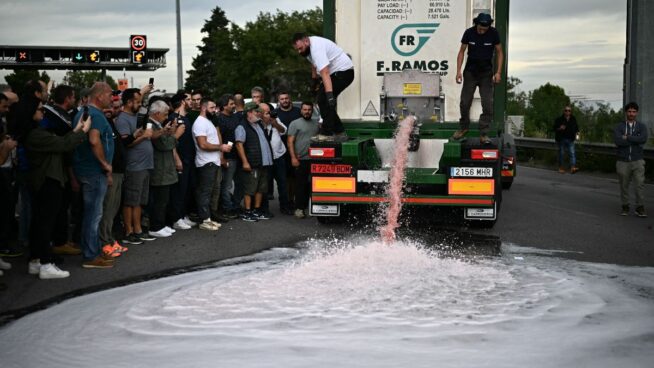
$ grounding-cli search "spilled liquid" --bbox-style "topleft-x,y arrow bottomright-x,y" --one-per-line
379,116 -> 415,242
0,238 -> 653,368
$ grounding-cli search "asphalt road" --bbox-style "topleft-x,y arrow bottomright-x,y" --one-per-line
0,166 -> 652,322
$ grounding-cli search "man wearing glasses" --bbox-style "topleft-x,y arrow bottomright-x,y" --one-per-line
553,105 -> 579,174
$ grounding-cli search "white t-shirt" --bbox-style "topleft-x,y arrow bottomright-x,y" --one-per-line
192,115 -> 221,167
265,119 -> 287,159
307,36 -> 353,74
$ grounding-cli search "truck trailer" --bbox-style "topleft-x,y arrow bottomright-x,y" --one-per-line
308,0 -> 515,228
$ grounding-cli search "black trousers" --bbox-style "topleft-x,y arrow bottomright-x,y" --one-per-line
459,69 -> 493,134
316,69 -> 354,135
29,178 -> 63,264
0,168 -> 15,245
150,184 -> 171,232
168,160 -> 195,223
294,160 -> 311,210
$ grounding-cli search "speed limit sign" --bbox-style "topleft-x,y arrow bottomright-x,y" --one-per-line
130,35 -> 147,52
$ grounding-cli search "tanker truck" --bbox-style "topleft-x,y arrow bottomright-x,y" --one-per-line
308,0 -> 515,228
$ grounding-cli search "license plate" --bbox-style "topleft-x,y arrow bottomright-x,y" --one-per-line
311,204 -> 340,216
450,167 -> 493,178
465,208 -> 495,219
357,170 -> 389,183
311,164 -> 352,174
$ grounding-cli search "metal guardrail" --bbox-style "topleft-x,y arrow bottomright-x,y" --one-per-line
514,137 -> 654,160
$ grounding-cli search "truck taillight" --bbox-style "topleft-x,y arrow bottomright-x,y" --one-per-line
471,149 -> 499,160
309,147 -> 336,158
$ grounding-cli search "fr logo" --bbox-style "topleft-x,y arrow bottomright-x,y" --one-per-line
391,23 -> 439,57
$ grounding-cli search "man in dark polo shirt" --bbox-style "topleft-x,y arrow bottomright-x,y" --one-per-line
453,13 -> 504,145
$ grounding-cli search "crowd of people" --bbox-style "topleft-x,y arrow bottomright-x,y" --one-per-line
0,80 -> 322,281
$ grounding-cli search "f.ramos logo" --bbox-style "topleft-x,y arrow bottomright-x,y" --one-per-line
391,23 -> 440,57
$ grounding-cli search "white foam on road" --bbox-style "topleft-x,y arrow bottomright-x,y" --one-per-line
1,238 -> 652,368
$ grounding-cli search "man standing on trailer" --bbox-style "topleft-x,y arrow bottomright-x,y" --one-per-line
452,13 -> 504,145
292,32 -> 354,141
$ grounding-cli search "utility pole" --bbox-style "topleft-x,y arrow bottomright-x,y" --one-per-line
176,0 -> 183,90
625,0 -> 653,134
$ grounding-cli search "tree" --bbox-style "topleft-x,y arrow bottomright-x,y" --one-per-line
62,71 -> 117,98
233,8 -> 323,100
525,83 -> 570,137
575,102 -> 622,143
185,6 -> 237,99
506,76 -> 528,116
185,6 -> 323,101
4,70 -> 50,97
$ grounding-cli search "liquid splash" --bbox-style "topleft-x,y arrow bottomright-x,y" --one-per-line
379,116 -> 416,243
1,240 -> 653,368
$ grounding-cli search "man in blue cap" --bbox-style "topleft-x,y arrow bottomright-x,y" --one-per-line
453,13 -> 504,145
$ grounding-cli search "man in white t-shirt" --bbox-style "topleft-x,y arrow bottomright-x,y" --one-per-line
192,97 -> 232,231
292,32 -> 354,140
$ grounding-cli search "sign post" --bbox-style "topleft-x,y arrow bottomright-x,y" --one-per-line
130,35 -> 147,64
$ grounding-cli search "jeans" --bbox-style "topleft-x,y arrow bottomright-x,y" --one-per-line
557,139 -> 576,167
99,173 -> 124,245
220,158 -> 239,211
317,69 -> 355,135
294,160 -> 311,210
263,156 -> 290,212
459,69 -> 493,134
77,173 -> 108,261
196,163 -> 219,220
616,159 -> 646,207
209,168 -> 223,218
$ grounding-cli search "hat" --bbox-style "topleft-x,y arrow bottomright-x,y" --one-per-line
244,101 -> 262,112
474,13 -> 493,26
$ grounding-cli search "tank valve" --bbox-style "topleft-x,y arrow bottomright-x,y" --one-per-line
408,118 -> 421,152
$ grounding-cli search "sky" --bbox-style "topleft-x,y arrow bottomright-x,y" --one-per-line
0,0 -> 627,107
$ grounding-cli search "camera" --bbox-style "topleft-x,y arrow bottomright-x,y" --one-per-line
136,106 -> 148,129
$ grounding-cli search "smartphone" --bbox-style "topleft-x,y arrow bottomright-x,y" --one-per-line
81,106 -> 89,121
149,77 -> 154,85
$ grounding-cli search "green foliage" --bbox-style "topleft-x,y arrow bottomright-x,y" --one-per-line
506,76 -> 527,116
575,102 -> 622,143
185,6 -> 323,101
62,71 -> 117,98
4,70 -> 50,96
505,78 -> 626,144
524,83 -> 570,138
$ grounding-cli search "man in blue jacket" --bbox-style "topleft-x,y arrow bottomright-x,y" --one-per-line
614,102 -> 648,217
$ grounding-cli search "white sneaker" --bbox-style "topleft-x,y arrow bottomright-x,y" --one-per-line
163,226 -> 176,234
149,228 -> 172,238
183,216 -> 197,227
199,219 -> 219,231
173,219 -> 191,230
0,258 -> 11,270
39,263 -> 70,279
28,259 -> 42,275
